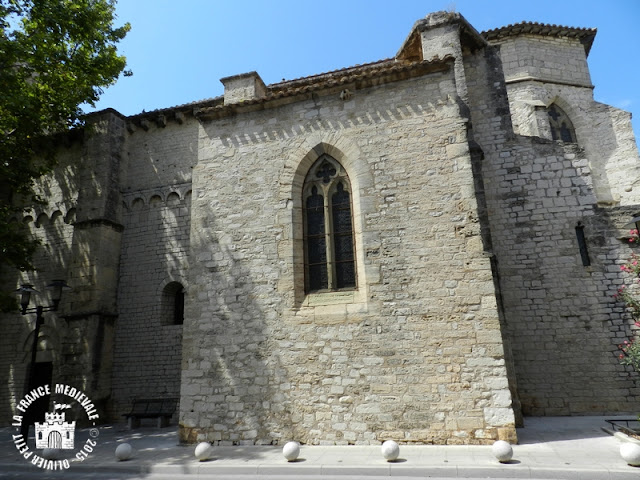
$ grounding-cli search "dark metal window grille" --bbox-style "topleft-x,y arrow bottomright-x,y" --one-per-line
303,155 -> 356,293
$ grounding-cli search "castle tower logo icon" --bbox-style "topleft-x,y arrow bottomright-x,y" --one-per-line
11,384 -> 100,471
34,403 -> 76,449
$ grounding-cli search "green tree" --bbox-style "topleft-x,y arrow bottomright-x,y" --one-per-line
0,0 -> 130,310
615,230 -> 640,374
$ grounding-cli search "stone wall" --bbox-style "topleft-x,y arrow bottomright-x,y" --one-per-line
1,11 -> 639,446
110,188 -> 191,419
180,62 -> 517,445
0,205 -> 77,422
480,137 -> 640,414
0,132 -> 108,421
479,29 -> 640,415
491,35 -> 592,87
490,34 -> 640,206
108,118 -> 198,419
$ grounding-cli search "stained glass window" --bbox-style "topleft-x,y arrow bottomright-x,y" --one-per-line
332,182 -> 355,289
547,104 -> 576,143
303,156 -> 356,293
306,187 -> 328,291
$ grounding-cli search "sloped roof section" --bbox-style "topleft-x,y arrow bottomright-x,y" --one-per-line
122,55 -> 453,127
397,11 -> 487,62
482,21 -> 597,56
195,55 -> 453,120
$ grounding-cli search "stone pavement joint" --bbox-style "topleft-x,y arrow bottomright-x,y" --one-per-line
1,416 -> 639,479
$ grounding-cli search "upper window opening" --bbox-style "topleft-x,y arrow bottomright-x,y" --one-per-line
162,282 -> 185,325
303,155 -> 356,293
547,104 -> 576,143
174,288 -> 184,325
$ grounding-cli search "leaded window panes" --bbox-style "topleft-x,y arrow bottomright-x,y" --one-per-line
303,156 -> 356,293
547,104 -> 576,143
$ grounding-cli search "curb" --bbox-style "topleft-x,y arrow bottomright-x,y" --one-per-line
3,458 -> 639,479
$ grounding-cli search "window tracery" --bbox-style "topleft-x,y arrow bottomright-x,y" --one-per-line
303,155 -> 356,293
547,104 -> 576,143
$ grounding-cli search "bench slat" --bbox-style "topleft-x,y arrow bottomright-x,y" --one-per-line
124,398 -> 178,419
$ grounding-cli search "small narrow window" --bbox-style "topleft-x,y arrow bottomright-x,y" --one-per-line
161,282 -> 185,325
575,223 -> 591,266
303,155 -> 356,293
547,104 -> 577,143
174,289 -> 184,325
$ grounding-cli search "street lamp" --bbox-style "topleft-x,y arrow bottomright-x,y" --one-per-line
15,280 -> 71,439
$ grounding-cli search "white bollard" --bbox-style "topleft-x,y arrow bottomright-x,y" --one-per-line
381,440 -> 400,461
115,443 -> 133,461
620,443 -> 640,466
282,441 -> 300,461
491,440 -> 513,463
194,442 -> 213,461
42,448 -> 60,460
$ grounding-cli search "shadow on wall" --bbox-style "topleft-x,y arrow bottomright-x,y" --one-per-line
109,189 -> 192,422
491,134 -> 640,416
179,205 -> 293,445
0,139 -> 87,425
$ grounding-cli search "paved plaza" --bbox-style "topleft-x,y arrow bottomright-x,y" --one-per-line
0,416 -> 639,479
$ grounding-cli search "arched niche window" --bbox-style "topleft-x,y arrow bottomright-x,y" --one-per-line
162,282 -> 185,325
547,104 -> 576,143
303,155 -> 356,293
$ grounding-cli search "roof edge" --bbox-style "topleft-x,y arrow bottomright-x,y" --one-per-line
397,11 -> 488,61
481,21 -> 597,56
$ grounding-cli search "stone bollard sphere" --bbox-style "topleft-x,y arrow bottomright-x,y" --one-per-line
491,440 -> 513,463
620,443 -> 640,466
381,440 -> 400,461
42,448 -> 60,460
194,442 -> 213,461
115,443 -> 133,461
282,441 -> 300,461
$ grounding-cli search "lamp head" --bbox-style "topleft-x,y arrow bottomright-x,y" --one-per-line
15,285 -> 37,314
46,280 -> 71,309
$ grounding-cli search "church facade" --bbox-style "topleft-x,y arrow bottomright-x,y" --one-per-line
2,11 -> 639,445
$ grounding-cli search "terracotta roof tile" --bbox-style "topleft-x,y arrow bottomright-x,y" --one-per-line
481,21 -> 597,55
195,56 -> 454,120
269,58 -> 396,90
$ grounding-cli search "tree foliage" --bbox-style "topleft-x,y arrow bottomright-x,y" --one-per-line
0,0 -> 130,310
615,230 -> 640,375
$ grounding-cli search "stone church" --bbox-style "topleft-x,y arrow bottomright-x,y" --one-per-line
2,11 -> 639,445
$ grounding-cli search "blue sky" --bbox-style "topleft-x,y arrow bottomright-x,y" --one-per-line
92,0 -> 639,141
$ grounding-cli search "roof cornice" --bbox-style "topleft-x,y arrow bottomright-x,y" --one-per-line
481,21 -> 597,56
397,12 -> 488,61
194,56 -> 454,121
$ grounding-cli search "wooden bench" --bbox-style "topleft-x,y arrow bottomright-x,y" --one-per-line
123,398 -> 178,429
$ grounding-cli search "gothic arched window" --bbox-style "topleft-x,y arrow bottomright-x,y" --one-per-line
303,155 -> 356,293
547,104 -> 576,143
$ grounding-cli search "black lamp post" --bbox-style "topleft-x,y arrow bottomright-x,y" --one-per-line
15,280 -> 70,439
